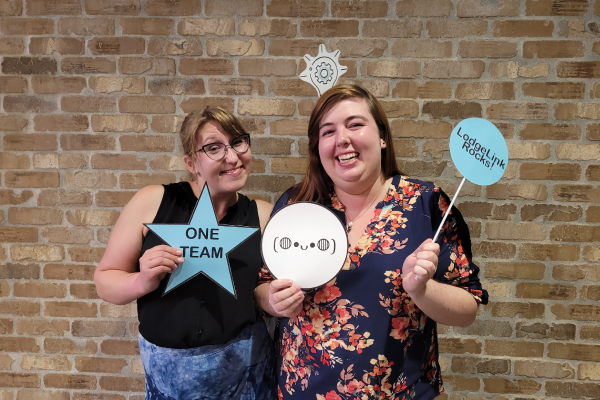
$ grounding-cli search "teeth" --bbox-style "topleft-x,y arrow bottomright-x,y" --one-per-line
223,166 -> 241,174
338,152 -> 358,162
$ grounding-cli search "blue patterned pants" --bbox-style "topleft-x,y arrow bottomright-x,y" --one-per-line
138,319 -> 276,400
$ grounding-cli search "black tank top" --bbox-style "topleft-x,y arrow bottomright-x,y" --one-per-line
137,182 -> 262,349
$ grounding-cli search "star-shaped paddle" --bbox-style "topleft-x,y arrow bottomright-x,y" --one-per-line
145,183 -> 259,297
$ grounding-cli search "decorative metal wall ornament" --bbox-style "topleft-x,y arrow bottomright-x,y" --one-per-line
299,44 -> 348,96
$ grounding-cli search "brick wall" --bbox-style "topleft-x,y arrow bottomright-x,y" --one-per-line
1,0 -> 599,398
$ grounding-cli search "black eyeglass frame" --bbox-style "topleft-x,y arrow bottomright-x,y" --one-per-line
196,134 -> 251,161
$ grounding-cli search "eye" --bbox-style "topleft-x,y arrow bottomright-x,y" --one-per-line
294,242 -> 299,247
317,239 -> 329,251
231,135 -> 249,150
205,143 -> 223,154
320,129 -> 334,137
280,237 -> 291,250
310,243 -> 315,248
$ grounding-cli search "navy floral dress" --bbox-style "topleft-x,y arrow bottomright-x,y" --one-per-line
259,175 -> 488,400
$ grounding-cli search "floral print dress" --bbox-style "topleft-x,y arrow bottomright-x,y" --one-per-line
259,175 -> 488,400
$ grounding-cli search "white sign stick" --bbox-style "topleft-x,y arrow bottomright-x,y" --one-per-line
432,177 -> 466,243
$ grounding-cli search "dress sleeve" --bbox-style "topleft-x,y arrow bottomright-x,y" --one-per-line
432,186 -> 488,305
257,187 -> 294,285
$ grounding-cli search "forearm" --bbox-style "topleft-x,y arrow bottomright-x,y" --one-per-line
94,269 -> 146,305
409,280 -> 478,327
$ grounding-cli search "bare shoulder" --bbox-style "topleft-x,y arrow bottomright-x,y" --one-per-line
255,199 -> 274,232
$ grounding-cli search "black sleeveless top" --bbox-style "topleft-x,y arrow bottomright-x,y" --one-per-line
137,182 -> 263,349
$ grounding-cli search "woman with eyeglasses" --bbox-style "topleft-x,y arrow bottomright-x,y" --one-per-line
95,107 -> 276,399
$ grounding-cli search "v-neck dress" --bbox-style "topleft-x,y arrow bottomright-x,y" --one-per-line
259,175 -> 488,400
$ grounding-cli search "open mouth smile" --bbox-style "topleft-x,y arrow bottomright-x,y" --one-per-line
337,152 -> 359,164
221,166 -> 243,175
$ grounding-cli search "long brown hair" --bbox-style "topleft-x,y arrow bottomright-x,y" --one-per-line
291,84 -> 401,203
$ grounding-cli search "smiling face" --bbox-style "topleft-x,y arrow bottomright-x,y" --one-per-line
184,120 -> 252,197
317,98 -> 386,194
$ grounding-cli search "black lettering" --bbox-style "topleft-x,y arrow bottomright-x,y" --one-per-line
462,141 -> 470,151
499,159 -> 506,169
198,228 -> 209,240
186,228 -> 196,239
456,127 -> 463,138
200,247 -> 210,257
190,246 -> 198,257
210,229 -> 219,240
180,246 -> 189,257
212,247 -> 223,258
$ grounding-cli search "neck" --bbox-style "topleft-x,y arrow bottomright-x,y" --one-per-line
190,180 -> 237,221
335,175 -> 388,217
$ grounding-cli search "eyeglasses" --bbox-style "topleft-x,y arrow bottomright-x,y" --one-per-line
197,134 -> 251,161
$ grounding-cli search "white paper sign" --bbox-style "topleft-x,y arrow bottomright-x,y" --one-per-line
261,202 -> 348,289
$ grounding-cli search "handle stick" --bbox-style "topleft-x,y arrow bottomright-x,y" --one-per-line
433,177 -> 466,242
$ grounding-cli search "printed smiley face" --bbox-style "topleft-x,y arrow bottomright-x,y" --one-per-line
261,202 -> 348,289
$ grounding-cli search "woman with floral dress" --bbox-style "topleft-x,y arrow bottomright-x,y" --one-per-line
255,85 -> 488,400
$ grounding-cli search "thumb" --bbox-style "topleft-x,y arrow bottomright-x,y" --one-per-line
412,238 -> 433,256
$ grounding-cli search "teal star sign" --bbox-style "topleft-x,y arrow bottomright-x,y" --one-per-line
145,183 -> 259,297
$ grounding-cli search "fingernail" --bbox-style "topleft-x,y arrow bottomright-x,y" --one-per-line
178,257 -> 184,263
176,249 -> 182,255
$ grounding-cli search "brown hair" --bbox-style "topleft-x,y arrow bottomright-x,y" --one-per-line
179,106 -> 248,161
292,84 -> 401,203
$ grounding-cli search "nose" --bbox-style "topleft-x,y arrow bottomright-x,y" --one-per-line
336,128 -> 351,147
223,146 -> 239,163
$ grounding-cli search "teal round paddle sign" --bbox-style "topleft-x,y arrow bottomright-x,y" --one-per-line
449,118 -> 509,186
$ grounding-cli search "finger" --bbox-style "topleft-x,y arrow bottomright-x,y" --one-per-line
410,238 -> 432,258
416,251 -> 438,266
275,291 -> 304,314
272,285 -> 302,303
421,242 -> 440,256
146,251 -> 184,264
152,245 -> 183,255
414,261 -> 436,279
269,279 -> 294,292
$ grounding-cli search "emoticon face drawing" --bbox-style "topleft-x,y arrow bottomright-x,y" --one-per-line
261,202 -> 348,289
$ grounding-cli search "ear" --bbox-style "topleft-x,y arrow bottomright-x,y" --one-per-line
183,155 -> 198,175
380,138 -> 387,149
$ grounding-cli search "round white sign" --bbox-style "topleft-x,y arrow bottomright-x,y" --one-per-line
261,202 -> 348,289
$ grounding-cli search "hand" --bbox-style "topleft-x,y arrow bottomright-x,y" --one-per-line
136,245 -> 183,295
269,279 -> 304,318
402,239 -> 439,297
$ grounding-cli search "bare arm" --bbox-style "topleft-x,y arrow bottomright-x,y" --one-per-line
402,239 -> 478,327
94,185 -> 182,305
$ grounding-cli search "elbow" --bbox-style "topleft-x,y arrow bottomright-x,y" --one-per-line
456,301 -> 479,327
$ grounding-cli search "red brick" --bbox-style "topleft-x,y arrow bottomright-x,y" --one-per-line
4,95 -> 56,112
14,282 -> 66,299
239,18 -> 297,37
493,20 -> 554,37
392,39 -> 452,58
0,116 -> 27,132
0,190 -> 34,206
88,37 -> 145,55
29,37 -> 83,55
70,284 -> 99,300
91,115 -> 147,133
119,173 -> 176,189
238,58 -> 296,76
59,134 -> 115,151
266,0 -> 325,17
89,76 -> 144,94
457,0 -> 519,17
554,184 -> 600,202
0,0 -> 23,16
44,302 -> 97,318
31,76 -> 85,94
551,224 -> 600,242
99,376 -> 144,392
0,76 -> 27,93
423,61 -> 485,78
422,101 -> 481,120
380,100 -> 419,118
43,374 -> 95,390
177,18 -> 235,36
331,0 -> 388,17
520,162 -> 581,181
526,0 -> 588,16
179,58 -> 234,75
455,82 -> 514,100
16,319 -> 70,337
0,337 -> 40,352
330,39 -> 387,58
396,0 -> 452,17
42,227 -> 93,244
483,378 -> 541,394
268,39 -> 323,57
149,78 -> 205,95
119,96 -> 175,114
58,17 -> 115,35
61,57 -> 116,74
120,57 -> 175,75
61,96 -> 116,113
100,339 -> 139,355
74,357 -> 127,373
2,57 -> 57,75
120,17 -> 174,35
300,20 -> 358,37
557,61 -> 600,78
524,40 -> 584,58
0,227 -> 37,243
546,381 -> 600,399
519,243 -> 580,261
438,338 -> 482,354
43,264 -> 95,281
5,172 -> 59,188
459,40 -> 518,58
549,342 -> 600,361
521,204 -> 582,222
365,60 -> 420,78
484,261 -> 545,279
179,97 -> 234,114
516,283 -> 576,300
120,135 -> 175,152
91,154 -> 146,170
0,373 -> 39,388
205,0 -> 262,16
0,18 -> 54,35
520,122 -> 581,140
146,0 -> 202,16
148,38 -> 202,56
84,0 -> 141,15
426,20 -> 487,38
0,37 -> 24,54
